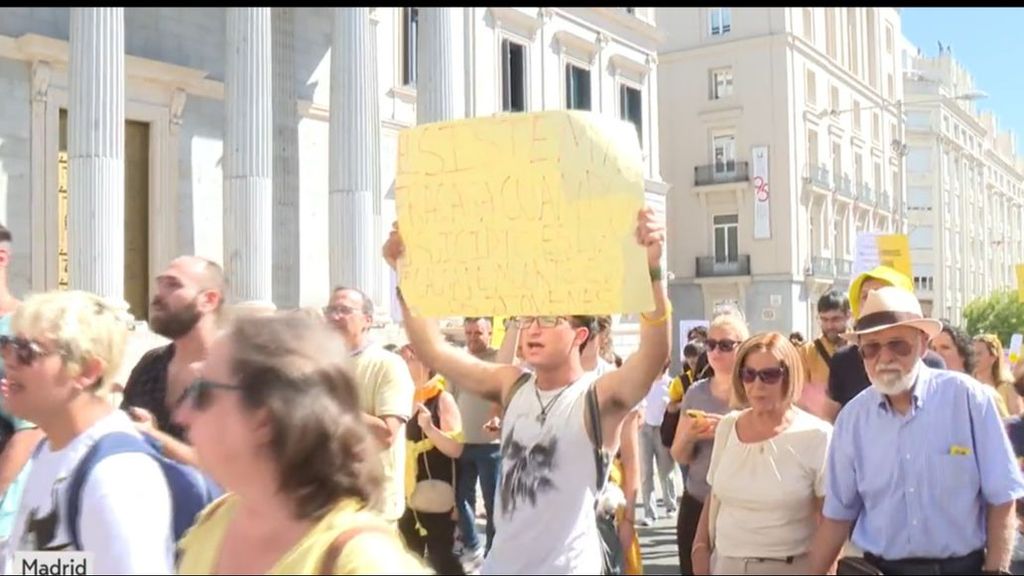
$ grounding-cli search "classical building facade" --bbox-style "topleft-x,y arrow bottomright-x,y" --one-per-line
658,7 -> 905,336
903,49 -> 1024,320
0,7 -> 667,334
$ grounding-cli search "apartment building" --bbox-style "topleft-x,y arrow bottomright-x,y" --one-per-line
903,49 -> 1024,320
658,7 -> 905,338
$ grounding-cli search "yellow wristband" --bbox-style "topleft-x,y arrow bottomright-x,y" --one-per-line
641,301 -> 673,325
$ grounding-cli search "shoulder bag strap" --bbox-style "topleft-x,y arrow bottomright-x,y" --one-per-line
318,524 -> 397,575
501,371 -> 533,418
585,382 -> 610,503
813,338 -> 832,364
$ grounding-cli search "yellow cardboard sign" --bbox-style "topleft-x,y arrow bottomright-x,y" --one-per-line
877,234 -> 912,280
395,110 -> 654,317
1017,264 -> 1024,303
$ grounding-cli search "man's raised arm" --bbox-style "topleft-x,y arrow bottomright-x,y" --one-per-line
385,225 -> 523,405
595,208 -> 671,422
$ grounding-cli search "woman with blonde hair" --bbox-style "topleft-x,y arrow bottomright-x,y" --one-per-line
175,314 -> 429,574
691,332 -> 832,575
670,311 -> 749,574
1,290 -> 174,574
973,334 -> 1022,416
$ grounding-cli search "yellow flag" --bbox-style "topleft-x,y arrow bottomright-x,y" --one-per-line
490,316 -> 507,349
1016,264 -> 1024,303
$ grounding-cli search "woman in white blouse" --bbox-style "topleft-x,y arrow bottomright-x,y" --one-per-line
691,332 -> 832,575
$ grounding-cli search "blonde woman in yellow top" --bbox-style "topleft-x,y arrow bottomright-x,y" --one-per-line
974,334 -> 1022,416
175,315 -> 430,575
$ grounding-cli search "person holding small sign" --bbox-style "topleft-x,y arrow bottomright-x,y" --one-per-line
383,207 -> 671,575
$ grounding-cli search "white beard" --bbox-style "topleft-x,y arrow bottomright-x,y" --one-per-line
869,359 -> 922,396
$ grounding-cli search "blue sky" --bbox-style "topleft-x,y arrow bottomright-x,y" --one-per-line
902,8 -> 1024,156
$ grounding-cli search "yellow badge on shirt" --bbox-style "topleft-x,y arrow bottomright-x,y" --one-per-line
949,444 -> 971,456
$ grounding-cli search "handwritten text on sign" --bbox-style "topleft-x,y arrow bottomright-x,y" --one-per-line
394,111 -> 654,317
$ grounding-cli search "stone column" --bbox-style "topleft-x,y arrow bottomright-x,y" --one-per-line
416,7 -> 465,124
271,8 -> 301,309
224,7 -> 273,305
68,8 -> 125,303
329,8 -> 375,291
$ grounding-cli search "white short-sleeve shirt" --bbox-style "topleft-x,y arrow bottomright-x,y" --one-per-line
707,407 -> 832,559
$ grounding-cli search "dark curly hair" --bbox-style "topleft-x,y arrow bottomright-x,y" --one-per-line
938,321 -> 976,375
229,314 -> 384,520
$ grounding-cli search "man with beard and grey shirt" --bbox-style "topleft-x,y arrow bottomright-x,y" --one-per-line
450,317 -> 502,565
120,256 -> 225,464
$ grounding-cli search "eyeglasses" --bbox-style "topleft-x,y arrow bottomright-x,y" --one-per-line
323,304 -> 360,318
514,316 -> 568,329
705,339 -> 739,353
178,378 -> 243,411
740,366 -> 787,385
859,340 -> 915,360
0,335 -> 63,366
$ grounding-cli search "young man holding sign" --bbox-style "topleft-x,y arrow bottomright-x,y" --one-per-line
383,207 -> 670,575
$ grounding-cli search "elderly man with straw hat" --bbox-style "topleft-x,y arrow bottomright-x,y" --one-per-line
807,286 -> 1024,576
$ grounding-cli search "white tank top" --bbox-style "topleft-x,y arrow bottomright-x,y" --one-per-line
482,372 -> 603,575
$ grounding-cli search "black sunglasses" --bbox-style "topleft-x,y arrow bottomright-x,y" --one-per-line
178,378 -> 243,411
740,366 -> 787,385
0,335 -> 63,366
705,339 -> 739,353
859,340 -> 914,360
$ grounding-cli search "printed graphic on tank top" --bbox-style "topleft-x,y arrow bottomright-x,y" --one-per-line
482,372 -> 603,575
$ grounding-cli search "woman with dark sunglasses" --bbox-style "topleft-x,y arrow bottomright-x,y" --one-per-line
691,332 -> 832,575
669,312 -> 748,574
1,290 -> 175,575
175,314 -> 429,575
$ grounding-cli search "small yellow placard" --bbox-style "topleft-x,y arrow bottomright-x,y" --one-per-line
395,110 -> 654,317
877,234 -> 912,280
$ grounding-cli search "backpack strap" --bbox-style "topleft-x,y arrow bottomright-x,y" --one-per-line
317,524 -> 398,575
585,382 -> 610,506
66,432 -> 153,550
500,371 -> 533,417
32,437 -> 47,459
813,338 -> 832,364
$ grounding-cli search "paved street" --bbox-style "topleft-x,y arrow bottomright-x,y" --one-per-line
639,513 -> 679,575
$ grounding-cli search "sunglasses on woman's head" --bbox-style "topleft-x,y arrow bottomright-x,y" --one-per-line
740,366 -> 787,385
0,335 -> 61,366
705,339 -> 739,353
177,378 -> 243,411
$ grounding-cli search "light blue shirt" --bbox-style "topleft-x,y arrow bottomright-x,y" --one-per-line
824,365 -> 1024,560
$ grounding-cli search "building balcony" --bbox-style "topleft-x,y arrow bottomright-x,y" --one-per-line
857,183 -> 875,205
834,174 -> 855,200
696,255 -> 751,278
836,258 -> 853,278
805,164 -> 832,191
879,191 -> 892,211
809,256 -> 835,277
694,161 -> 750,187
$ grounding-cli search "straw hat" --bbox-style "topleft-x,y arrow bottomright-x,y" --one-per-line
841,286 -> 941,342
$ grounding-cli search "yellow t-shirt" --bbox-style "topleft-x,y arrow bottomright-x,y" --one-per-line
799,338 -> 836,388
351,345 -> 416,521
177,495 -> 432,575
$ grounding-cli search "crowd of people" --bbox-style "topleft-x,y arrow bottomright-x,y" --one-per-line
1,204 -> 1024,576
